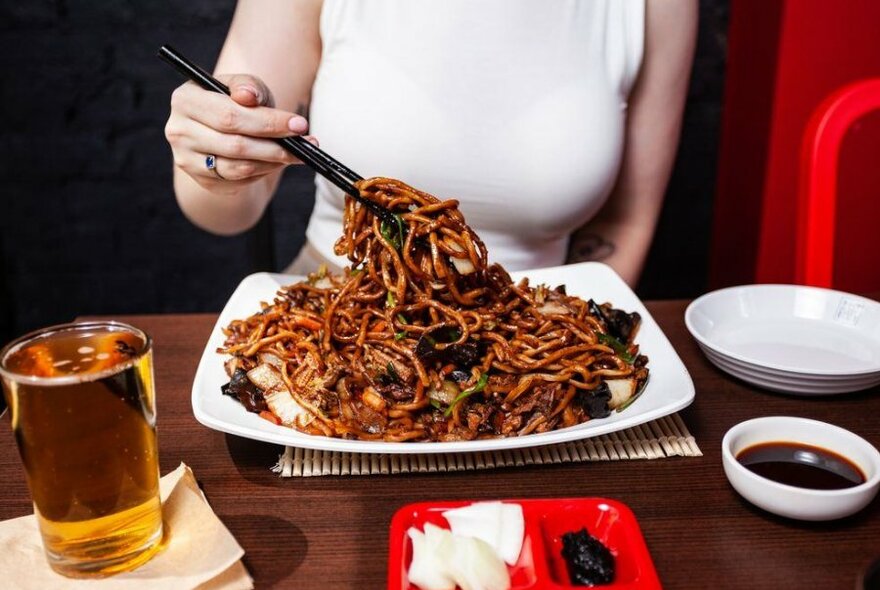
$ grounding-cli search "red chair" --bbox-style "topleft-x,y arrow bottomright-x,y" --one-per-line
795,78 -> 880,287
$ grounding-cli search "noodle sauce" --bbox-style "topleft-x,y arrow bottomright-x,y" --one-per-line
736,441 -> 866,490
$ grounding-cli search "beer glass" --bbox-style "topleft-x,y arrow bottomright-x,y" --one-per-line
0,321 -> 163,577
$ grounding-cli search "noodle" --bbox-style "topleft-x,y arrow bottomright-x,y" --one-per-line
219,178 -> 649,442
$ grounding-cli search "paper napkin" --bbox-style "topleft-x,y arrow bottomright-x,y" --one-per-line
0,463 -> 253,589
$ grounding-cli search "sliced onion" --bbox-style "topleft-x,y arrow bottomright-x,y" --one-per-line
450,256 -> 476,275
247,364 -> 285,391
536,301 -> 571,316
443,501 -> 524,566
427,380 -> 460,405
264,389 -> 309,427
447,535 -> 510,590
498,504 -> 525,566
257,352 -> 284,369
607,378 -> 636,409
224,357 -> 240,377
313,276 -> 334,290
448,242 -> 476,275
408,522 -> 511,590
407,525 -> 455,590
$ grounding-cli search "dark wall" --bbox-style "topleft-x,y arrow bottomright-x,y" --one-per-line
640,0 -> 728,299
0,0 -> 728,345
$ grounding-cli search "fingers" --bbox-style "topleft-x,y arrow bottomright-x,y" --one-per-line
187,120 -> 300,164
171,82 -> 308,139
166,75 -> 318,187
168,121 -> 297,183
222,74 -> 274,108
198,154 -> 282,183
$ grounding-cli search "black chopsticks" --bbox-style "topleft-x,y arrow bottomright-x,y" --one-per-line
157,45 -> 395,224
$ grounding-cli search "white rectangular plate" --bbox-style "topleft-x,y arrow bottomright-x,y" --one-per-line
191,262 -> 695,454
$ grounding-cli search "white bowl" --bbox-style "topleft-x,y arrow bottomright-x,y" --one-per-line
685,285 -> 880,378
702,348 -> 880,395
722,416 -> 880,521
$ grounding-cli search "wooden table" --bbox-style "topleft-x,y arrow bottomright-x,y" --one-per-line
2,302 -> 879,589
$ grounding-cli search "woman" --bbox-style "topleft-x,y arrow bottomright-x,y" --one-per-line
165,0 -> 697,286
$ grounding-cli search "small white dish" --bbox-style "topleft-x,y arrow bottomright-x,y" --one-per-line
686,284 -> 880,377
702,349 -> 880,395
722,416 -> 880,521
701,345 -> 880,383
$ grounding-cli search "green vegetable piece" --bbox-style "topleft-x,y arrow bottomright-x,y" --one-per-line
597,333 -> 635,364
394,331 -> 407,341
387,293 -> 408,326
444,373 -> 489,417
616,375 -> 649,413
379,213 -> 406,250
386,361 -> 400,382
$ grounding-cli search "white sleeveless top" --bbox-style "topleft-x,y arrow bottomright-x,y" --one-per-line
305,0 -> 644,271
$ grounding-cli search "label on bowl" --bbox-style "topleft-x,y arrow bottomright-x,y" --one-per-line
835,298 -> 865,327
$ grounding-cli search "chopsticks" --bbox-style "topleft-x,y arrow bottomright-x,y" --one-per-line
157,45 -> 395,224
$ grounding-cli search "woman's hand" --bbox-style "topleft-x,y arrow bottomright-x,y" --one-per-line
165,74 -> 312,188
167,0 -> 322,235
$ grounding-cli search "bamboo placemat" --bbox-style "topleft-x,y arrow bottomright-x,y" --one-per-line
271,413 -> 700,477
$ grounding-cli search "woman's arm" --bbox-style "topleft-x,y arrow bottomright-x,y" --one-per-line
166,0 -> 323,235
567,0 -> 698,286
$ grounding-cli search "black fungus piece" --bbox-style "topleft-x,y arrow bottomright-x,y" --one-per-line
221,368 -> 267,413
588,300 -> 641,344
447,370 -> 471,383
443,342 -> 482,367
603,307 -> 640,344
414,332 -> 482,369
414,334 -> 436,361
579,383 -> 611,419
561,528 -> 615,586
588,299 -> 606,324
376,365 -> 401,386
592,357 -> 620,371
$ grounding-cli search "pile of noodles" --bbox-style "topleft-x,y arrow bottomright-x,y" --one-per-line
219,177 -> 648,442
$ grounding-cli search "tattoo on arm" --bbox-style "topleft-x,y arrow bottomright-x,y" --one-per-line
570,233 -> 615,262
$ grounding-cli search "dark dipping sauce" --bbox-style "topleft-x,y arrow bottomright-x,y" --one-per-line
736,441 -> 866,490
561,528 -> 615,586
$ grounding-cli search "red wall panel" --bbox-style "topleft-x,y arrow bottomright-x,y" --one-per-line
834,111 -> 880,293
711,0 -> 880,291
709,0 -> 783,288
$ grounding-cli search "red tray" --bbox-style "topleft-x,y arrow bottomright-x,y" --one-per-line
388,498 -> 661,590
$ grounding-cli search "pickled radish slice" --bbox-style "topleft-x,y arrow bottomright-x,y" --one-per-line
498,503 -> 525,565
442,502 -> 524,565
447,535 -> 510,590
407,524 -> 455,590
406,522 -> 510,590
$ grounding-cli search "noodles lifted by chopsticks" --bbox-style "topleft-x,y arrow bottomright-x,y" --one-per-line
219,177 -> 649,442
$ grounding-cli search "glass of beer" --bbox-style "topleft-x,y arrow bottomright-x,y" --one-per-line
0,321 -> 163,577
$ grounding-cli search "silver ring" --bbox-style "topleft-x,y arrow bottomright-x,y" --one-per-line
205,154 -> 226,180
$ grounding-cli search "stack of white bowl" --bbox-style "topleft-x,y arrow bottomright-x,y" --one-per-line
685,285 -> 880,395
